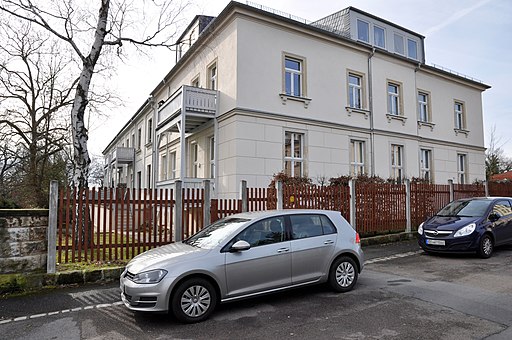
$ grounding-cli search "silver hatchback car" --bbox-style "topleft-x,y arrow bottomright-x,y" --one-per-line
120,210 -> 364,323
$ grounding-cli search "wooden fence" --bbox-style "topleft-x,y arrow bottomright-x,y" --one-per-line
54,180 -> 512,264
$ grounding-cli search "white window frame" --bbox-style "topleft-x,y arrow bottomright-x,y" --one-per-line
350,140 -> 366,176
457,153 -> 467,184
391,144 -> 404,181
284,55 -> 304,97
394,33 -> 405,55
160,154 -> 167,181
373,25 -> 386,48
454,101 -> 465,130
348,73 -> 363,109
191,142 -> 199,177
147,118 -> 153,144
418,92 -> 429,122
208,136 -> 215,179
208,62 -> 217,90
420,148 -> 432,182
284,131 -> 304,177
357,19 -> 370,43
170,151 -> 176,179
388,82 -> 401,116
407,38 -> 418,60
137,127 -> 142,150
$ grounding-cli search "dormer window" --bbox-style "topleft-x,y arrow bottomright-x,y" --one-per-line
394,33 -> 405,55
357,19 -> 369,43
374,26 -> 385,48
408,39 -> 418,60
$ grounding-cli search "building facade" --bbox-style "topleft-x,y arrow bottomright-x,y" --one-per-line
103,2 -> 490,198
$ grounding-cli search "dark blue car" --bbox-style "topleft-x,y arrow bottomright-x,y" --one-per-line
418,197 -> 512,258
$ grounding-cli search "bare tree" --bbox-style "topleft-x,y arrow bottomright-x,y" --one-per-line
0,0 -> 189,188
0,22 -> 77,206
486,125 -> 512,179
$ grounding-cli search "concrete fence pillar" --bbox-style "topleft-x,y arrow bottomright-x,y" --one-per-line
448,179 -> 454,202
276,180 -> 283,210
175,180 -> 183,242
349,178 -> 356,230
405,179 -> 411,233
240,180 -> 248,212
484,180 -> 489,197
203,180 -> 211,227
47,180 -> 58,274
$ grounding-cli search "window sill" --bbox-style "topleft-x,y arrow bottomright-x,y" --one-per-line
417,121 -> 435,131
454,128 -> 469,137
279,93 -> 311,108
346,107 -> 370,119
386,114 -> 407,125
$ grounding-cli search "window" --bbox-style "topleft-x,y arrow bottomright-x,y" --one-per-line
387,82 -> 401,115
348,73 -> 363,109
492,201 -> 512,218
170,151 -> 176,179
147,164 -> 151,188
208,136 -> 215,178
137,128 -> 142,149
131,133 -> 135,149
290,214 -> 336,240
284,131 -> 304,177
350,140 -> 366,176
457,154 -> 467,184
454,101 -> 465,130
391,144 -> 404,181
357,19 -> 369,43
420,149 -> 432,182
284,56 -> 304,97
374,26 -> 385,48
191,142 -> 199,177
126,138 -> 130,148
394,33 -> 405,55
418,92 -> 430,122
160,154 -> 167,180
191,75 -> 200,87
208,63 -> 217,90
238,217 -> 285,247
407,39 -> 418,60
147,118 -> 153,144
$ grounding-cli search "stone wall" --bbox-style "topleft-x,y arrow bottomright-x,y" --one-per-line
0,209 -> 48,274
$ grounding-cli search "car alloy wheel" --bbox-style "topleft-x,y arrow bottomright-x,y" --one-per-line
478,234 -> 493,259
329,256 -> 358,292
171,278 -> 217,323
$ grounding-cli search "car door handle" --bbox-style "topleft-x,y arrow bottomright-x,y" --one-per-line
324,240 -> 334,245
277,248 -> 290,253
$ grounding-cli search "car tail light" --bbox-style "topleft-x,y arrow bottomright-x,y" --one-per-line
355,232 -> 360,244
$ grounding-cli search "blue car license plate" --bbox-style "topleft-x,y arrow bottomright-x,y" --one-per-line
426,239 -> 445,246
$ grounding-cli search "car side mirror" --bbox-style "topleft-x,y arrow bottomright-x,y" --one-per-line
489,213 -> 500,223
230,240 -> 251,252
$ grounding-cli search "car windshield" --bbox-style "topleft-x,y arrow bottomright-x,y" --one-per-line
183,217 -> 250,249
436,199 -> 491,218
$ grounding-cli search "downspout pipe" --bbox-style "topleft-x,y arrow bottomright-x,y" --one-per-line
368,47 -> 376,176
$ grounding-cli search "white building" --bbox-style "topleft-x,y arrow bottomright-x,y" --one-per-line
103,2 -> 490,198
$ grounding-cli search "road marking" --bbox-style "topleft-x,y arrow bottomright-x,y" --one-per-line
0,301 -> 122,326
364,250 -> 423,265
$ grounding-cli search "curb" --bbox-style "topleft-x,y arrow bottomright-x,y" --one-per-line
1,233 -> 416,296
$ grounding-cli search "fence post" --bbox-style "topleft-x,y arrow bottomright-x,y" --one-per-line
484,180 -> 489,197
203,179 -> 211,226
349,178 -> 356,230
448,179 -> 454,202
175,180 -> 183,242
47,180 -> 58,274
276,180 -> 283,210
405,179 -> 411,233
240,180 -> 248,212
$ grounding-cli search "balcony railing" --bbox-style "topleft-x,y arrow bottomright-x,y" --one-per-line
112,147 -> 135,164
157,86 -> 217,127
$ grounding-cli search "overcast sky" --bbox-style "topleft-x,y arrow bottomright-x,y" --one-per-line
89,0 -> 512,158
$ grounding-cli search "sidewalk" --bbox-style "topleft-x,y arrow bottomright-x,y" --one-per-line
0,232 -> 418,297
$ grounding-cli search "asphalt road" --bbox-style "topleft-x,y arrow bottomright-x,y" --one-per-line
1,239 -> 512,340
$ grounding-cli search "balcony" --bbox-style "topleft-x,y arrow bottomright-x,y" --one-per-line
157,85 -> 218,133
112,147 -> 135,164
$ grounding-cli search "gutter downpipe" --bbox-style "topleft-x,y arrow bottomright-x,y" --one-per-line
368,48 -> 376,176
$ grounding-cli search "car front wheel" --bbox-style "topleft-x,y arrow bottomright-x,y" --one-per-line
329,256 -> 358,293
478,234 -> 493,259
171,278 -> 218,323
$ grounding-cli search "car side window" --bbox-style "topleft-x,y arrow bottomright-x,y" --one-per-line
291,214 -> 326,239
319,215 -> 337,235
237,217 -> 285,247
492,200 -> 512,218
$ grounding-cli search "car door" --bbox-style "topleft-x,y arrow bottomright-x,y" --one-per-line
224,216 -> 291,297
289,214 -> 337,284
490,200 -> 512,245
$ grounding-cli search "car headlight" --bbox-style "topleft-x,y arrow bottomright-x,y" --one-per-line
417,222 -> 424,235
130,269 -> 168,284
453,223 -> 476,238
